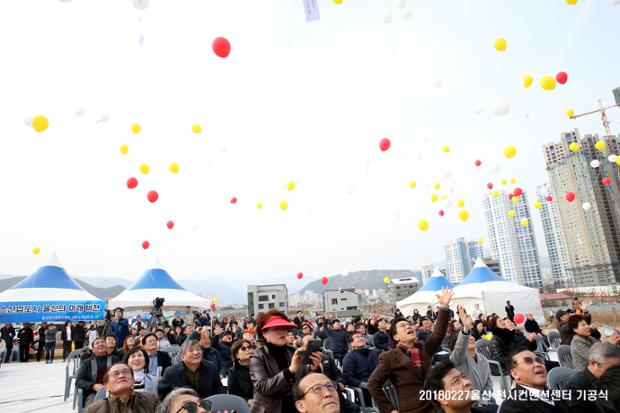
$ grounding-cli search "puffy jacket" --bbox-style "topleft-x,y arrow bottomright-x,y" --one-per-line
373,331 -> 389,351
326,328 -> 348,355
342,348 -> 380,387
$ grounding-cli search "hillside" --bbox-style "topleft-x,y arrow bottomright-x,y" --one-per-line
300,269 -> 420,293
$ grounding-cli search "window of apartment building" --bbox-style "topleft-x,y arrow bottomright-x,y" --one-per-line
279,302 -> 284,307
346,306 -> 358,311
272,294 -> 276,299
258,304 -> 264,310
258,295 -> 269,302
268,303 -> 275,309
331,298 -> 338,305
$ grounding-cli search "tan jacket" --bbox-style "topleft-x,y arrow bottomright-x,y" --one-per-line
85,391 -> 160,413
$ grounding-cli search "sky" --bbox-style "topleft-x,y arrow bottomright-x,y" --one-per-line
0,0 -> 619,287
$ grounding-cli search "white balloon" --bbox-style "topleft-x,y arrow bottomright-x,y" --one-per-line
591,159 -> 600,168
341,269 -> 349,276
424,181 -> 432,189
443,169 -> 452,179
220,147 -> 228,154
582,202 -> 592,211
433,80 -> 442,88
383,11 -> 392,23
421,138 -> 429,144
401,8 -> 412,19
474,106 -> 483,114
75,107 -> 85,117
493,100 -> 511,116
608,155 -> 618,163
490,162 -> 501,175
96,112 -> 110,124
395,0 -> 407,9
24,116 -> 33,127
139,34 -> 144,45
132,0 -> 149,10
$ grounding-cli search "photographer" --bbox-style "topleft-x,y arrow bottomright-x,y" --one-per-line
110,307 -> 129,350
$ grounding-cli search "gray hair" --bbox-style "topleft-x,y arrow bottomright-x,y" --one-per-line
156,388 -> 200,413
589,342 -> 620,364
180,339 -> 201,355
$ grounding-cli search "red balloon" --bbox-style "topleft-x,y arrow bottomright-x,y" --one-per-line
438,210 -> 445,217
545,195 -> 553,202
166,220 -> 174,229
602,177 -> 612,186
565,192 -> 576,202
508,193 -> 514,200
475,160 -> 481,167
379,138 -> 391,152
487,182 -> 493,190
210,303 -> 216,310
127,177 -> 138,189
513,187 -> 523,197
297,272 -> 304,280
513,313 -> 525,324
321,276 -> 328,285
142,240 -> 150,250
212,37 -> 231,58
230,197 -> 238,204
555,71 -> 568,85
147,190 -> 159,203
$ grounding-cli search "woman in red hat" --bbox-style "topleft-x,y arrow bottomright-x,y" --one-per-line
249,309 -> 323,413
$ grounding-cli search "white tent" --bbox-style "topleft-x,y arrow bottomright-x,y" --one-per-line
0,253 -> 104,323
451,258 -> 545,323
397,269 -> 454,316
109,263 -> 209,310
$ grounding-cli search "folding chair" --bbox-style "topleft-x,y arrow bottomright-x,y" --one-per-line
476,339 -> 510,394
64,350 -> 82,401
546,331 -> 561,350
557,345 -> 574,369
204,394 -> 250,413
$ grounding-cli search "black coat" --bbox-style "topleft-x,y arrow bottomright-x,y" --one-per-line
489,329 -> 536,370
524,319 -> 543,335
17,327 -> 34,346
76,355 -> 120,393
564,368 -> 602,413
202,347 -> 224,375
156,351 -> 172,374
326,328 -> 348,355
218,342 -> 233,371
373,331 -> 389,351
73,325 -> 87,343
342,348 -> 380,387
158,360 -> 225,400
227,360 -> 253,401
499,384 -> 570,413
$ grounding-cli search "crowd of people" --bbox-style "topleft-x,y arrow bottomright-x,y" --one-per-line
1,293 -> 620,413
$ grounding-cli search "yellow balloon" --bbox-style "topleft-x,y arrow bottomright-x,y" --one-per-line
169,162 -> 180,174
287,181 -> 296,191
192,124 -> 202,134
383,277 -> 390,284
120,144 -> 129,154
521,218 -> 530,227
595,141 -> 606,151
616,157 -> 620,167
256,202 -> 263,210
510,178 -> 517,184
32,115 -> 49,132
504,145 -> 517,159
534,201 -> 543,209
494,37 -> 507,52
32,246 -> 41,255
483,332 -> 493,340
442,145 -> 450,153
434,182 -> 441,190
279,200 -> 288,211
477,237 -> 484,245
512,196 -> 520,203
333,0 -> 343,3
540,76 -> 556,91
508,210 -> 516,218
457,199 -> 465,208
409,180 -> 417,189
140,163 -> 150,174
131,123 -> 141,134
458,209 -> 469,222
492,191 -> 500,198
522,75 -> 533,88
569,142 -> 580,152
566,108 -> 575,117
501,179 -> 507,185
565,0 -> 577,4
431,193 -> 439,202
418,219 -> 429,231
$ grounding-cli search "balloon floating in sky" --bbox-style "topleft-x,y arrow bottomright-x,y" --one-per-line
333,0 -> 343,4
556,71 -> 568,84
540,76 -> 556,91
75,108 -> 85,117
212,37 -> 231,58
508,210 -> 516,218
431,193 -> 438,202
32,246 -> 40,255
434,182 -> 441,190
492,191 -> 500,198
287,181 -> 296,191
418,219 -> 429,232
96,113 -> 110,124
120,144 -> 129,154
569,142 -> 580,152
127,177 -> 138,189
520,218 -> 529,227
566,192 -> 576,202
169,162 -> 180,174
458,209 -> 469,222
379,138 -> 391,152
591,160 -> 600,168
582,202 -> 592,211
131,123 -> 141,134
514,313 -> 525,324
457,199 -> 465,208
32,115 -> 49,132
602,177 -> 612,186
166,220 -> 174,229
192,124 -> 202,134
522,75 -> 533,88
279,200 -> 289,211
401,8 -> 412,19
294,272 -> 303,280
609,155 -> 618,163
487,183 -> 494,190
142,240 -> 150,250
534,201 -> 542,209
595,141 -> 606,151
512,196 -> 520,203
566,109 -> 574,117
439,210 -> 445,217
493,100 -> 510,116
256,202 -> 262,210
321,276 -> 328,285
133,0 -> 149,10
442,145 -> 450,153
513,187 -> 523,197
230,197 -> 238,204
383,11 -> 393,23
494,37 -> 507,52
510,178 -> 517,184
501,179 -> 507,185
383,276 -> 391,284
475,160 -> 481,167
546,195 -> 553,202
140,164 -> 150,174
409,181 -> 417,189
147,190 -> 159,203
504,146 -> 517,159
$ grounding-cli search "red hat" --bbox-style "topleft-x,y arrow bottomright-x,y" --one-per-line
262,316 -> 297,331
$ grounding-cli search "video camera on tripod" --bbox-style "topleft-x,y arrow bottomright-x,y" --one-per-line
147,297 -> 165,330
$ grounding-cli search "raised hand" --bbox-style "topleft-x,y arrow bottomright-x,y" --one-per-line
435,288 -> 454,308
459,308 -> 473,332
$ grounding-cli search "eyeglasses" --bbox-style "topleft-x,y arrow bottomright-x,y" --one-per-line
239,346 -> 252,352
301,383 -> 337,398
109,368 -> 133,378
175,400 -> 212,413
514,356 -> 545,367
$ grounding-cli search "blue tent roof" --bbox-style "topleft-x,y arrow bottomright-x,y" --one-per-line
10,265 -> 83,290
418,269 -> 454,291
460,258 -> 506,285
127,268 -> 186,291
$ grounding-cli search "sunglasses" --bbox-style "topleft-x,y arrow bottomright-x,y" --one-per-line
176,400 -> 212,413
239,346 -> 252,351
514,355 -> 545,367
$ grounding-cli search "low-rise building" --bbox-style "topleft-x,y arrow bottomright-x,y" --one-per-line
388,277 -> 421,303
322,288 -> 363,318
247,284 -> 288,316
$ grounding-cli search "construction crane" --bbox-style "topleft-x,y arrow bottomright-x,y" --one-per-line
570,87 -> 620,137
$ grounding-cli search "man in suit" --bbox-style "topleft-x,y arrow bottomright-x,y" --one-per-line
142,333 -> 172,376
76,337 -> 120,407
367,287 -> 453,413
505,301 -> 515,323
500,347 -> 570,413
158,339 -> 225,400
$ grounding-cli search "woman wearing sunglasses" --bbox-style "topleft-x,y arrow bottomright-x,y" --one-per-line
227,339 -> 254,408
122,347 -> 159,396
156,388 -> 211,413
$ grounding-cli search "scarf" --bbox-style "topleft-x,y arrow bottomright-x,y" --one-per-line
398,343 -> 423,369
